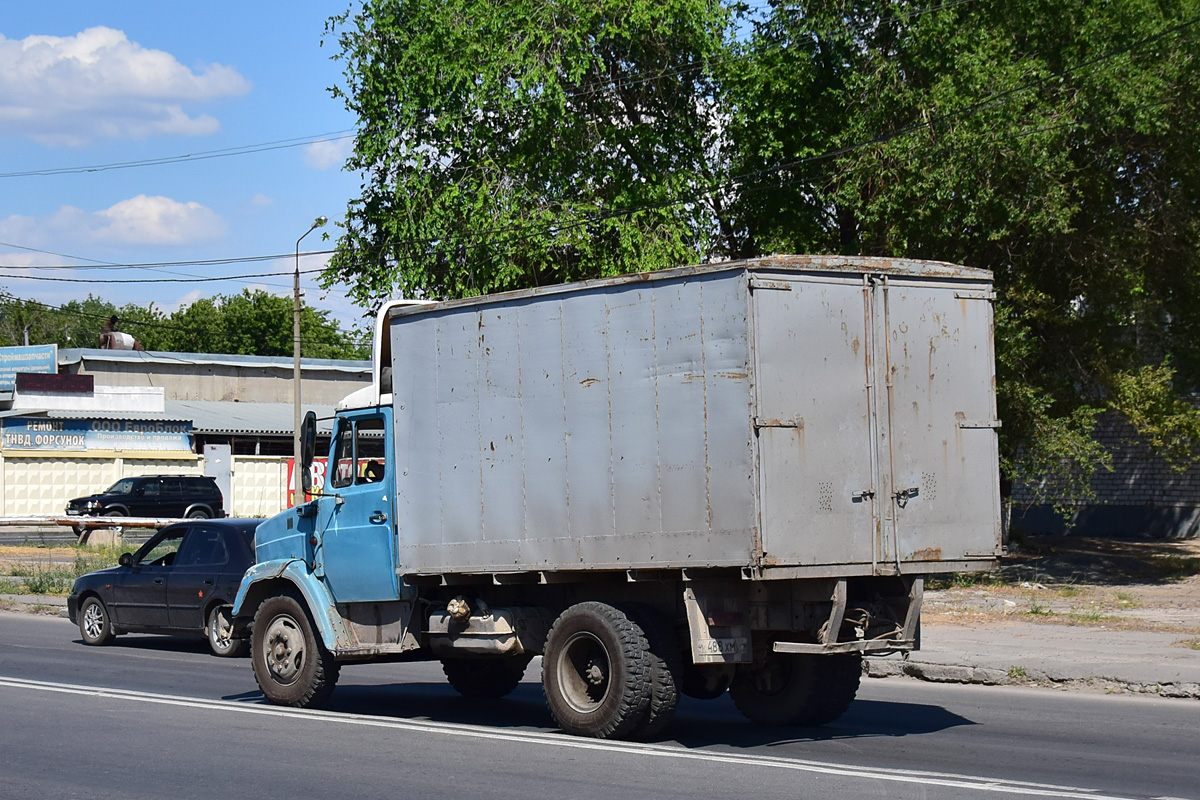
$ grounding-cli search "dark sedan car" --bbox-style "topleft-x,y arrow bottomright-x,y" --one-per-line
67,519 -> 260,657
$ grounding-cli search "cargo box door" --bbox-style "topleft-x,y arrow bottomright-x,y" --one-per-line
875,278 -> 1001,565
752,276 -> 880,567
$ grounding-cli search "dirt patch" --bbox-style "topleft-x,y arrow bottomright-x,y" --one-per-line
926,535 -> 1200,634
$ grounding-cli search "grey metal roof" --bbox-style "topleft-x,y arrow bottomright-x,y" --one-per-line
1,401 -> 336,436
165,400 -> 337,435
21,408 -> 187,422
58,348 -> 371,375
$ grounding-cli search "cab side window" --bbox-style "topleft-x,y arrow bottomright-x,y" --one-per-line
356,418 -> 386,484
331,417 -> 387,489
331,424 -> 355,489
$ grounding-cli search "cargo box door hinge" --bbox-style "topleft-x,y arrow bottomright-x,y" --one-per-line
753,415 -> 803,429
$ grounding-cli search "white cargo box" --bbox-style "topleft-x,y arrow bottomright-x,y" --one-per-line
388,255 -> 1001,578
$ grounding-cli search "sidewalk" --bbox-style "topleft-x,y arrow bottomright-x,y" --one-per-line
867,619 -> 1200,699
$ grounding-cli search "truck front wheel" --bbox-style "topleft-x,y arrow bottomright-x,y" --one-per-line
442,654 -> 533,699
251,593 -> 340,708
542,602 -> 652,739
730,648 -> 861,726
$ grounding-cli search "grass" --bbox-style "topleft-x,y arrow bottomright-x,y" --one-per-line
927,571 -> 1002,590
1151,554 -> 1200,581
1007,665 -> 1028,679
1067,606 -> 1111,624
3,543 -> 125,596
1055,585 -> 1084,598
1026,601 -> 1053,616
1114,591 -> 1141,607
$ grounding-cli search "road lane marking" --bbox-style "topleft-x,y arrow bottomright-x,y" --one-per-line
0,675 -> 1182,800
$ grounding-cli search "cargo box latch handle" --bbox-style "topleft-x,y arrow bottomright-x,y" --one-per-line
894,487 -> 920,508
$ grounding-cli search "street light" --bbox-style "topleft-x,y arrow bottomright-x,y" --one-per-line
294,215 -> 327,505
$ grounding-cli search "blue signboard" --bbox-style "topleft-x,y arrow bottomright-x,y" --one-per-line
1,418 -> 193,452
0,345 -> 57,392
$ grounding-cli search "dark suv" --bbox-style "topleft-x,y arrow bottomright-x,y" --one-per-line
66,475 -> 225,520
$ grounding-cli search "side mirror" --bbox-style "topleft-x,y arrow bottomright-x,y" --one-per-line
301,411 -> 318,498
118,553 -> 134,568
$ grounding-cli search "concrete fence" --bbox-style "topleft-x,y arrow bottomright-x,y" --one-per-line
0,452 -> 289,519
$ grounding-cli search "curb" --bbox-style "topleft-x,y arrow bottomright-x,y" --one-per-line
864,657 -> 1200,700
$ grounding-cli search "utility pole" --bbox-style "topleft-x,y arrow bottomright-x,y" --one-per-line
294,215 -> 327,505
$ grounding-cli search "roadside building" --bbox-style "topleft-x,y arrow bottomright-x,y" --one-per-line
0,347 -> 369,519
1013,411 -> 1200,540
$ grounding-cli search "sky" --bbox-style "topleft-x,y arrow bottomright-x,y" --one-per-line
0,2 -> 372,338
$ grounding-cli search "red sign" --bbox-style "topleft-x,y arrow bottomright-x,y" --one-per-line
286,458 -> 327,507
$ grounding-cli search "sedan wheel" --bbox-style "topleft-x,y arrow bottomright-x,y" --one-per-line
207,604 -> 248,657
78,596 -> 115,646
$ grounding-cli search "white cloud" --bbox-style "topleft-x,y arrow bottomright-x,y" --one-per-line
0,26 -> 251,145
97,195 -> 225,244
251,193 -> 274,207
303,137 -> 353,170
0,194 -> 225,247
165,289 -> 204,313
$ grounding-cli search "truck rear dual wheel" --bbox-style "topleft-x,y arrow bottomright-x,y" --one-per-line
251,593 -> 340,708
442,654 -> 533,699
730,649 -> 862,727
622,605 -> 683,740
542,602 -> 653,740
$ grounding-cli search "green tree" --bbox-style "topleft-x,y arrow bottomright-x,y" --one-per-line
719,0 -> 1200,490
0,290 -> 368,360
324,0 -> 1200,496
323,0 -> 732,308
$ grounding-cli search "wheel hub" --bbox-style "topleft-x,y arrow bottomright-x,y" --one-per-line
585,662 -> 606,686
557,631 -> 612,714
263,615 -> 305,685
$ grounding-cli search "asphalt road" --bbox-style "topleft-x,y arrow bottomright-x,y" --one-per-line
1,611 -> 1197,800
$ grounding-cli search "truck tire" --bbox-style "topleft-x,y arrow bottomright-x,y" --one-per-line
730,648 -> 861,727
442,654 -> 533,699
623,605 -> 682,740
251,593 -> 340,708
542,602 -> 652,739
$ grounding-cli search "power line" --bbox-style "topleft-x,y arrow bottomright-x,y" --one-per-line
0,246 -> 335,271
1,2 -> 970,182
0,268 -> 325,285
0,131 -> 356,179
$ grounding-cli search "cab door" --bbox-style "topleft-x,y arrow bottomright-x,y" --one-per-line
317,411 -> 399,602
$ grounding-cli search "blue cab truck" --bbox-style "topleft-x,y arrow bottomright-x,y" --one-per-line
231,255 -> 1003,740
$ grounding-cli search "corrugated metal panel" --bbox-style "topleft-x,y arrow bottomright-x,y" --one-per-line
165,401 -> 337,436
58,348 -> 370,375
